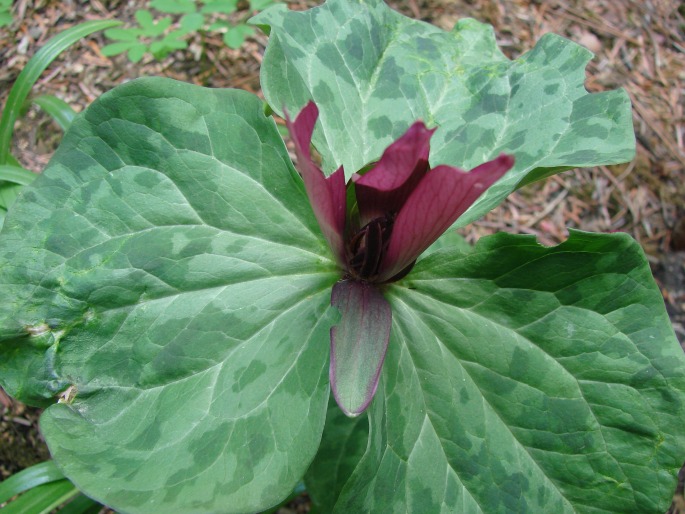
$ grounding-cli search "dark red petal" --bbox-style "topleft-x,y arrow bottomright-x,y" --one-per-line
330,279 -> 392,417
353,122 -> 435,225
378,154 -> 514,282
285,102 -> 346,265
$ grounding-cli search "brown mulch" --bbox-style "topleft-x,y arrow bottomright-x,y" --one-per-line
0,389 -> 49,479
1,0 -> 684,511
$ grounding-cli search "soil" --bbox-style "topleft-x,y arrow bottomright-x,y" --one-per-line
0,0 -> 684,512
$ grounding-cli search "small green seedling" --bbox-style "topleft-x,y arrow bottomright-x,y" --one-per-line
102,9 -> 202,62
102,0 -> 277,61
0,0 -> 14,28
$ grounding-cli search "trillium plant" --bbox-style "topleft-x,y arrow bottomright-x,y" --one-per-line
1,0 -> 684,513
288,102 -> 515,415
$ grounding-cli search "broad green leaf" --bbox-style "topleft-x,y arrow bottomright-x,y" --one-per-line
0,181 -> 24,221
0,77 -> 339,513
305,394 -> 369,513
252,0 -> 635,226
332,231 -> 685,513
424,229 -> 472,256
259,483 -> 306,514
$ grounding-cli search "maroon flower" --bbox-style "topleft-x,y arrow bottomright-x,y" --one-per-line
286,102 -> 514,416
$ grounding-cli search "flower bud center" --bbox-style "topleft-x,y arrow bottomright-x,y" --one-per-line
347,215 -> 393,281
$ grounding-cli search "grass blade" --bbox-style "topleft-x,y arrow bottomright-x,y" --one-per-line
0,19 -> 121,165
0,460 -> 65,504
0,164 -> 38,186
56,493 -> 102,514
0,479 -> 78,514
30,95 -> 78,131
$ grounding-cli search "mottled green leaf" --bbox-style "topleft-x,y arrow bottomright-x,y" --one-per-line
0,77 -> 339,513
333,231 -> 685,513
253,0 -> 635,226
0,182 -> 22,212
305,394 -> 369,513
423,229 -> 472,256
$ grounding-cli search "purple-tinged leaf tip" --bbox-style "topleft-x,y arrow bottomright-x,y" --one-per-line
379,154 -> 514,282
330,279 -> 392,417
353,121 -> 435,226
285,102 -> 346,265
